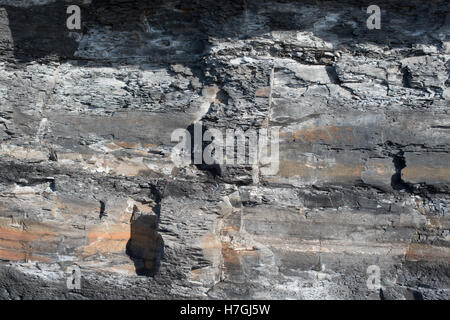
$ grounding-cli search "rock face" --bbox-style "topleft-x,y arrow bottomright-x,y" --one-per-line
0,0 -> 449,300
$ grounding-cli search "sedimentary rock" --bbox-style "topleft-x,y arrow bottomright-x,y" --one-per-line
0,0 -> 449,299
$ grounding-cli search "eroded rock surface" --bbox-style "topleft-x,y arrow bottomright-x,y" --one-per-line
0,0 -> 449,299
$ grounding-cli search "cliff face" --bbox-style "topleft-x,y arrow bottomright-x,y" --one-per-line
0,0 -> 449,300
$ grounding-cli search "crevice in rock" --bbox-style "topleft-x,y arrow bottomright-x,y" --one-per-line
391,151 -> 413,193
186,122 -> 222,179
401,66 -> 413,88
98,200 -> 106,219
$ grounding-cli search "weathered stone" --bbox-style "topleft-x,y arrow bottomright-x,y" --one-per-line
0,0 -> 449,300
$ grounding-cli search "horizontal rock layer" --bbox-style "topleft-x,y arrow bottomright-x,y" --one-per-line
0,0 -> 449,299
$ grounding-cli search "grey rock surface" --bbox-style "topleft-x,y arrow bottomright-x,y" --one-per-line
0,0 -> 449,299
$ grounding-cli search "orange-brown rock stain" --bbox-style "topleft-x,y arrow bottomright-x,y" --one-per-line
82,224 -> 130,256
403,166 -> 450,184
0,225 -> 55,262
280,126 -> 355,144
405,243 -> 450,262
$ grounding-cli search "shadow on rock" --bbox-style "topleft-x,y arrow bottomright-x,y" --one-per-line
126,204 -> 164,277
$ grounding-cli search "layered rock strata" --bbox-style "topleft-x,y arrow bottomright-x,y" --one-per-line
0,0 -> 449,299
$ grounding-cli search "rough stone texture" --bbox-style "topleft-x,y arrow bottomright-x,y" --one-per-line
0,0 -> 449,300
